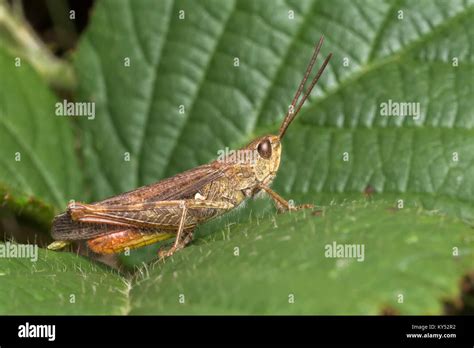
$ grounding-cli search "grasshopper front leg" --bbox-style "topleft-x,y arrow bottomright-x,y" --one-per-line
258,185 -> 314,213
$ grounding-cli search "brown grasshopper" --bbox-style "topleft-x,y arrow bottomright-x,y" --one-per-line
48,36 -> 332,259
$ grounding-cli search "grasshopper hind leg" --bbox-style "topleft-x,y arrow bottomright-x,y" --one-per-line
87,229 -> 175,254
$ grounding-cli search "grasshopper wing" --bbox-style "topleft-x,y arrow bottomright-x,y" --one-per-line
97,163 -> 225,204
52,163 -> 227,240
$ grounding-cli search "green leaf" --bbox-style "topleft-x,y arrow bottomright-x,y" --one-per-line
2,200 -> 472,315
127,201 -> 474,314
0,47 -> 84,226
0,242 -> 128,314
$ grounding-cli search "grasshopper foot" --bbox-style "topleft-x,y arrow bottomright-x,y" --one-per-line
158,249 -> 171,260
291,203 -> 315,211
277,202 -> 315,213
158,247 -> 179,260
157,230 -> 194,261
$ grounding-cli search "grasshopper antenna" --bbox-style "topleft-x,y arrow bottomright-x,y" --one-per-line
278,36 -> 332,139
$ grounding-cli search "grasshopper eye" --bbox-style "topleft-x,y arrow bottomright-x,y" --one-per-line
257,139 -> 272,159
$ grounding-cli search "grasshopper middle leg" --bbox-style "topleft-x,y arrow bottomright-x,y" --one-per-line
154,199 -> 234,260
158,201 -> 189,259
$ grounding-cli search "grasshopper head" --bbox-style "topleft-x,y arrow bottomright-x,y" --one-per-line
245,135 -> 282,186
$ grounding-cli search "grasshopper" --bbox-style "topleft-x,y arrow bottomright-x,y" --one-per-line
48,36 -> 332,259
